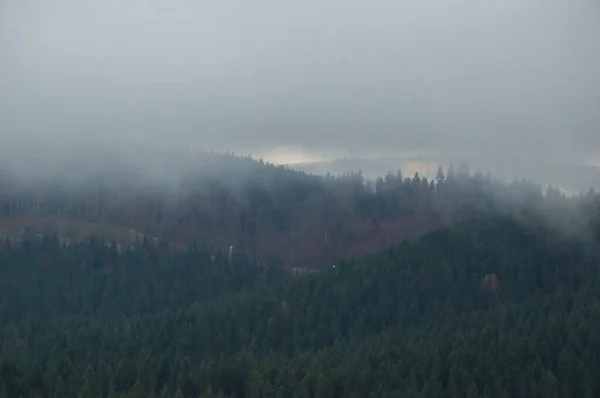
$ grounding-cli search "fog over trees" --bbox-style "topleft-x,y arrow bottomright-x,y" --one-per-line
1,0 -> 600,396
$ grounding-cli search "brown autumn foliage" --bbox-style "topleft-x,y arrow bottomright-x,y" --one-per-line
0,153 -> 506,269
482,273 -> 500,293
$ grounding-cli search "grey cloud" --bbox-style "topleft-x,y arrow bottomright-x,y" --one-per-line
1,0 -> 599,170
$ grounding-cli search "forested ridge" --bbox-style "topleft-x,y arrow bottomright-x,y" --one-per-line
2,154 -> 600,397
2,212 -> 600,396
2,152 -> 590,270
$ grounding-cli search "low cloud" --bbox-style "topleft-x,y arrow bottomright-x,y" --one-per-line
1,0 -> 599,174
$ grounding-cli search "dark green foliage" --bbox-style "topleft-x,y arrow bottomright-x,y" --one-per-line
1,214 -> 600,397
0,236 -> 284,324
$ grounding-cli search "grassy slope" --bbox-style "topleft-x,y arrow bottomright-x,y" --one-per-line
0,215 -> 144,246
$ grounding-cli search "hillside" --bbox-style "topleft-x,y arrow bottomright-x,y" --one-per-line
1,152 -> 592,271
0,215 -> 142,246
290,155 -> 600,194
2,215 -> 600,397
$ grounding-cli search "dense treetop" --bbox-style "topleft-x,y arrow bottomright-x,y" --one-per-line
1,153 -> 600,397
1,152 -> 598,269
1,212 -> 600,396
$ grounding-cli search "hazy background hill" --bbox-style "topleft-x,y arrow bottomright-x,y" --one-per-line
290,155 -> 600,194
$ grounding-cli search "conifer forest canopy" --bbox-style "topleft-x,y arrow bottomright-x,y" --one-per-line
2,0 -> 600,396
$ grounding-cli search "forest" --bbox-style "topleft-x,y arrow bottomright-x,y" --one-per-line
1,153 -> 600,397
1,152 -> 597,270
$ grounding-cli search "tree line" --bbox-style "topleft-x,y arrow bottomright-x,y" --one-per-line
2,212 -> 600,396
1,152 -> 598,270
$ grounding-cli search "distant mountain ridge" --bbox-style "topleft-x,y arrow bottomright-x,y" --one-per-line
1,151 -> 598,271
289,155 -> 600,193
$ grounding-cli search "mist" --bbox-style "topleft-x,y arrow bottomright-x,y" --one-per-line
1,0 -> 600,182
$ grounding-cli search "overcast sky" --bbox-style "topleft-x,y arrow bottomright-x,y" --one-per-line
1,0 -> 599,168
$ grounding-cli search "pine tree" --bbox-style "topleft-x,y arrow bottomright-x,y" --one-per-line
436,166 -> 446,186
